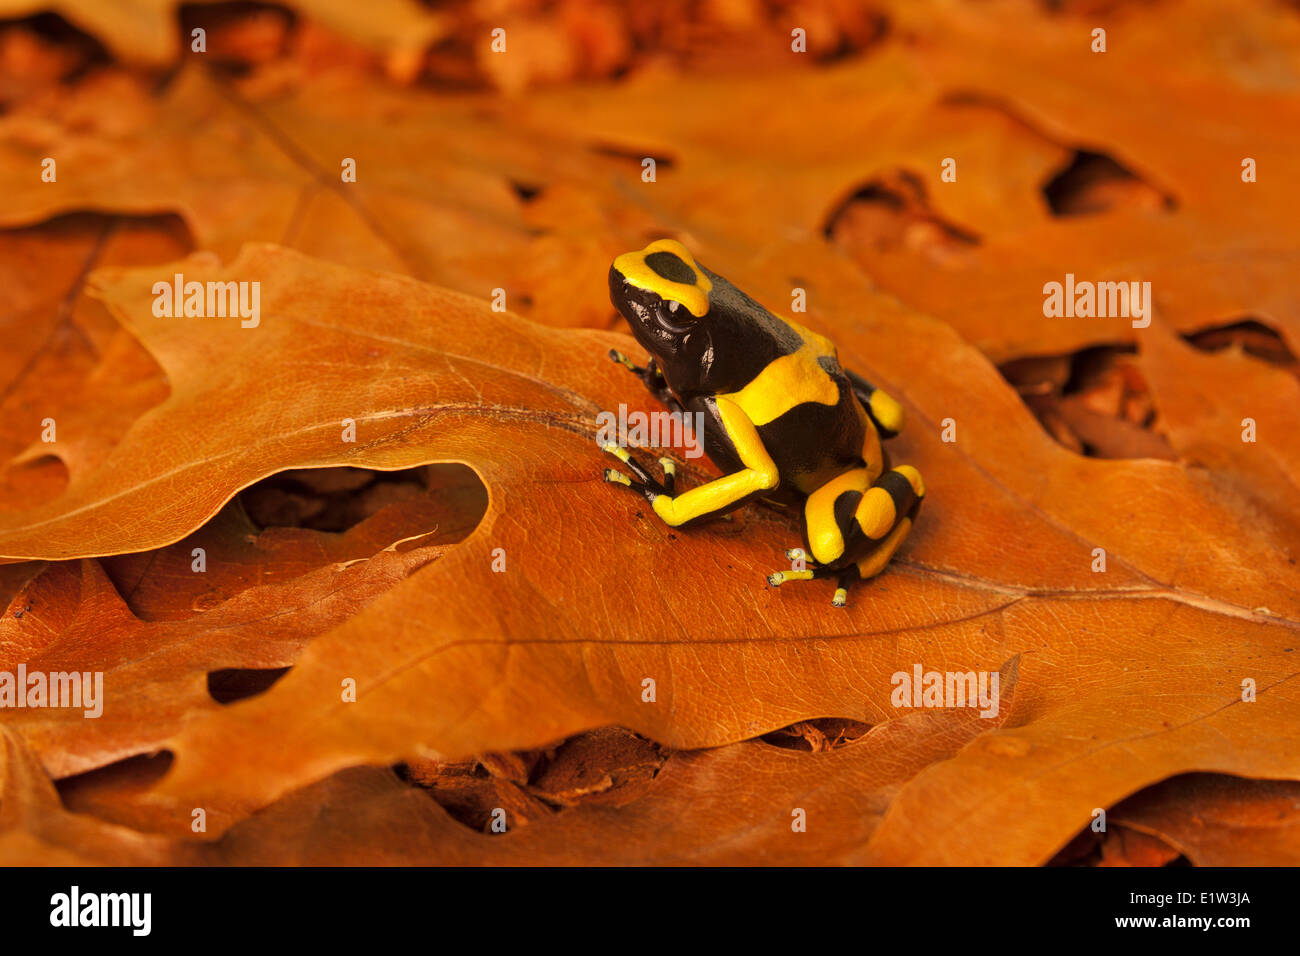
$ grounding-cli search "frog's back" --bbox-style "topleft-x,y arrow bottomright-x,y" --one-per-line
713,311 -> 882,498
755,357 -> 880,497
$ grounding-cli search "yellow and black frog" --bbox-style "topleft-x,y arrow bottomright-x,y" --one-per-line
602,239 -> 924,607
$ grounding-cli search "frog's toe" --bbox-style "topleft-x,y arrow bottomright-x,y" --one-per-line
601,443 -> 670,505
607,349 -> 666,391
605,466 -> 657,492
601,441 -> 652,482
601,440 -> 678,497
658,457 -> 677,495
767,563 -> 857,605
767,569 -> 814,587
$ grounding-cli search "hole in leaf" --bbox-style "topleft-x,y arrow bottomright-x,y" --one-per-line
1048,823 -> 1189,867
58,749 -> 174,794
177,2 -> 295,74
824,169 -> 979,265
1000,346 -> 1176,460
56,751 -> 174,820
423,35 -> 484,90
761,717 -> 873,752
100,463 -> 486,622
239,465 -> 416,531
396,758 -> 507,833
510,180 -> 542,202
5,12 -> 112,86
397,727 -> 665,834
238,463 -> 484,534
1042,149 -> 1176,216
811,9 -> 891,63
1182,318 -> 1298,371
207,666 -> 291,704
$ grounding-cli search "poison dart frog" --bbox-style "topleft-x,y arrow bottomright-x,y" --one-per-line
602,239 -> 924,607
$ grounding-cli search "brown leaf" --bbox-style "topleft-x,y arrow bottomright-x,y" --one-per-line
0,243 -> 1291,866
101,464 -> 484,620
1112,774 -> 1300,866
0,0 -> 447,69
2,0 -> 1298,868
0,543 -> 443,777
0,215 -> 185,512
1140,321 -> 1300,534
0,726 -> 172,865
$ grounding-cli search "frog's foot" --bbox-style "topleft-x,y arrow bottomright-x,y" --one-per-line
772,520 -> 919,607
768,548 -> 824,585
607,349 -> 683,413
767,569 -> 815,587
799,463 -> 924,591
767,562 -> 852,607
601,441 -> 675,501
609,349 -> 663,390
830,569 -> 859,608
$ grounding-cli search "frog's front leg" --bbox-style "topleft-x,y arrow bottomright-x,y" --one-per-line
603,397 -> 777,525
609,349 -> 684,414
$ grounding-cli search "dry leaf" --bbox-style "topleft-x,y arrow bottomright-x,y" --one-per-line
1,0 -> 1297,869
0,243 -> 1291,865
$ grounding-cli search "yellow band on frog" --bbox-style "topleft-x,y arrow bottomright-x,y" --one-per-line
613,239 -> 713,318
723,339 -> 841,427
869,388 -> 906,435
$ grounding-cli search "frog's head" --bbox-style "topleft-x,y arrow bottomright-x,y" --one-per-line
608,239 -> 714,370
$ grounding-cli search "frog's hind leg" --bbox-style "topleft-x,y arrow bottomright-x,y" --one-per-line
767,468 -> 869,601
849,465 -> 924,583
788,464 -> 925,606
854,504 -> 918,578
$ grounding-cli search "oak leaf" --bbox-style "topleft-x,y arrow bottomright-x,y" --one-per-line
0,243 -> 1294,865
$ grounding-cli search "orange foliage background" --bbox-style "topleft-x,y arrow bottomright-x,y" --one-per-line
0,0 -> 1298,866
